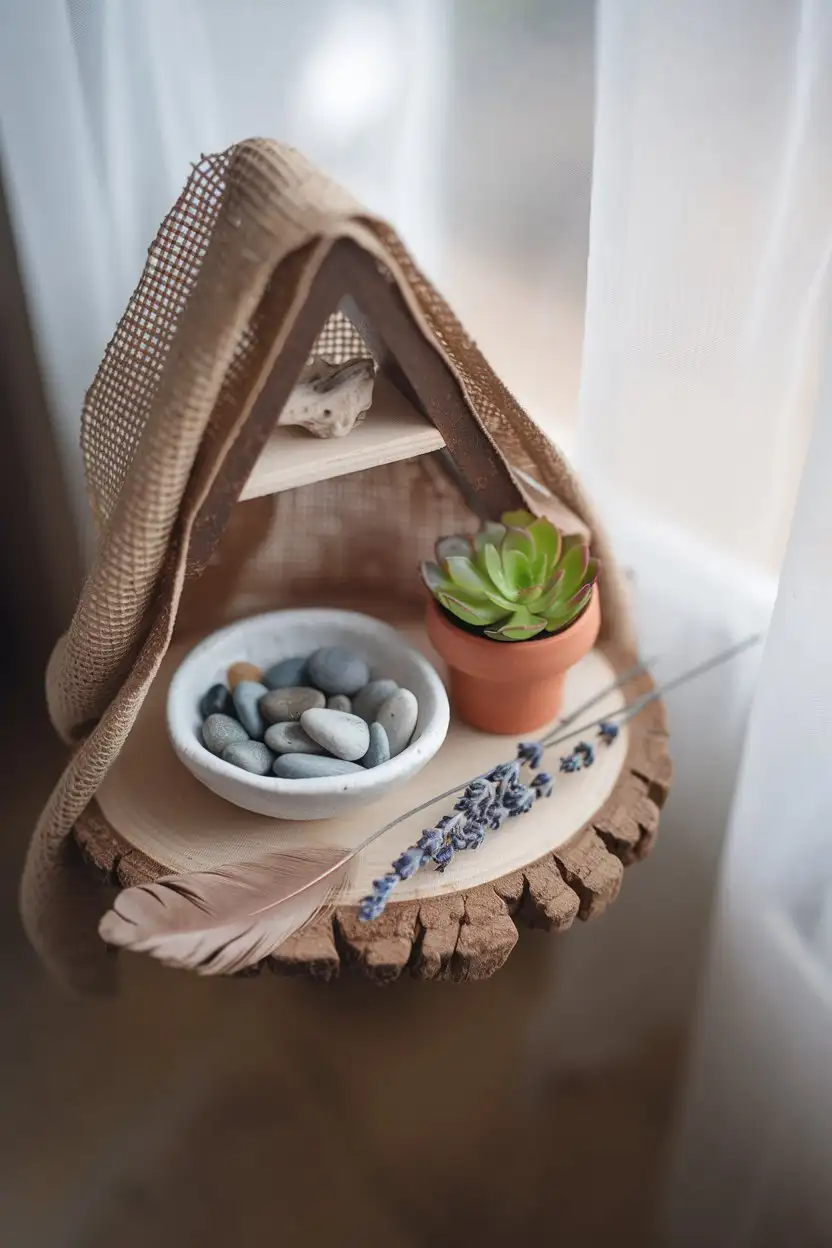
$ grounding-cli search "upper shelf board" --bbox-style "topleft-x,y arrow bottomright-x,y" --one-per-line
240,375 -> 445,500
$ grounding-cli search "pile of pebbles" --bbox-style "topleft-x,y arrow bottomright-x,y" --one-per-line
199,646 -> 418,780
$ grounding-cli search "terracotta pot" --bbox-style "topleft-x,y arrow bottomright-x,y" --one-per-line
425,591 -> 601,734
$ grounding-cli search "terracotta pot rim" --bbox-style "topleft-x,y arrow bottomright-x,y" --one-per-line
426,592 -> 602,684
428,598 -> 594,651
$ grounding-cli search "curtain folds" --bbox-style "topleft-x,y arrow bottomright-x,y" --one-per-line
0,0 -> 445,537
577,1 -> 832,1238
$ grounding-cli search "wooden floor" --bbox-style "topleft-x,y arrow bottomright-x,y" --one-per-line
1,684 -> 684,1248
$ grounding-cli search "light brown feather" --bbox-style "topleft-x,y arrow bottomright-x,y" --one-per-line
98,844 -> 353,975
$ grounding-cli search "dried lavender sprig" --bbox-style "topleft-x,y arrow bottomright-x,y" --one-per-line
367,741 -> 608,919
357,633 -> 762,921
351,657 -> 655,871
359,761 -> 540,919
512,657 -> 653,772
428,632 -> 760,880
359,735 -> 604,920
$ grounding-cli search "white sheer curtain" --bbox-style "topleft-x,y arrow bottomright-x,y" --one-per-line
0,0 -> 447,537
665,329 -> 832,1242
572,0 -> 832,1239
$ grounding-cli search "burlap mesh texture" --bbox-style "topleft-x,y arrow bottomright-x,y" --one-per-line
313,308 -> 372,364
24,139 -> 632,990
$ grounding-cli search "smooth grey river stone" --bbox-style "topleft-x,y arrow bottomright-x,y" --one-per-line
353,678 -> 399,723
263,655 -> 309,690
200,683 -> 233,719
307,646 -> 369,697
360,721 -> 391,769
232,680 -> 268,740
202,713 -> 249,756
221,740 -> 274,775
326,694 -> 352,713
264,721 -> 327,755
300,708 -> 370,762
273,754 -> 365,779
375,688 -> 418,757
259,686 -> 325,725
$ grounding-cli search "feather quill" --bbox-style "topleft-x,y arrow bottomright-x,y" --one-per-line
99,844 -> 353,975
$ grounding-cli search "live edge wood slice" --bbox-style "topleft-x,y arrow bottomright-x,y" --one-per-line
73,638 -> 672,986
41,145 -> 665,996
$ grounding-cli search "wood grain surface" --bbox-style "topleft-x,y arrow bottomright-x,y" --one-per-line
240,374 -> 445,498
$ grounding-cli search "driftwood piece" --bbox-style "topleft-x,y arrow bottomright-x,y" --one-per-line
74,640 -> 672,984
278,356 -> 375,438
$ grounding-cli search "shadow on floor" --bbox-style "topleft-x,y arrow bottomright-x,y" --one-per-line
1,685 -> 683,1248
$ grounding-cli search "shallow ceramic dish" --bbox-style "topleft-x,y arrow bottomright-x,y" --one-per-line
167,609 -> 450,821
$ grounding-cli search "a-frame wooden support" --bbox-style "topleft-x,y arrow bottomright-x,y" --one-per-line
188,237 -> 526,573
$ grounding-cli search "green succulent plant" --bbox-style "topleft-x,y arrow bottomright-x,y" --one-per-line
421,509 -> 599,642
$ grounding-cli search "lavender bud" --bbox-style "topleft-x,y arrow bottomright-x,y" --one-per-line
359,895 -> 386,922
465,822 -> 486,849
418,827 -> 444,856
517,741 -> 544,769
451,823 -> 469,850
575,741 -> 595,767
434,843 -> 454,870
532,771 -> 554,798
393,846 -> 426,880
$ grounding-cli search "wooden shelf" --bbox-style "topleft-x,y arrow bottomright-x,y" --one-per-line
240,375 -> 445,500
79,624 -> 672,983
93,625 -> 630,901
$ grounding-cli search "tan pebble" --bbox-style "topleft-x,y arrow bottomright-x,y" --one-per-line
260,686 -> 326,725
227,661 -> 263,689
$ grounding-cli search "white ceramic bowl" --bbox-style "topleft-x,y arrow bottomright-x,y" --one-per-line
167,609 -> 450,821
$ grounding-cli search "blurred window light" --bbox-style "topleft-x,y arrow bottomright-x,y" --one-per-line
291,5 -> 402,146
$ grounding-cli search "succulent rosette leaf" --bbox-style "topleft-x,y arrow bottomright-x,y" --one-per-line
420,510 -> 599,641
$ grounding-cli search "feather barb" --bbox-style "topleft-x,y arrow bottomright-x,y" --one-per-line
99,844 -> 353,975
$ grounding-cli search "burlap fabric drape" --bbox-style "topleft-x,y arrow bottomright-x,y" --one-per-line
21,140 -> 633,992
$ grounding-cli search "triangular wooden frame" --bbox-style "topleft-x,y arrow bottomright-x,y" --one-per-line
188,237 -> 526,573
